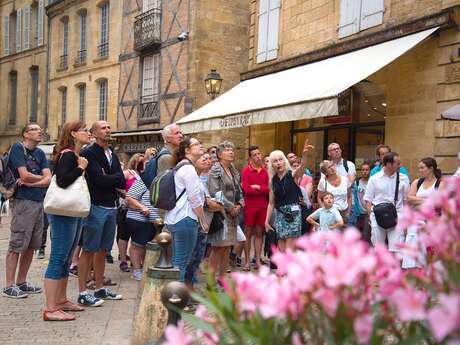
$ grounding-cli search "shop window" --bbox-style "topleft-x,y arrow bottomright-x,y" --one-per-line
256,0 -> 280,64
339,0 -> 384,38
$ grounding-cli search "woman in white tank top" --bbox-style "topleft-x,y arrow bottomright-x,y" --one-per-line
403,158 -> 444,269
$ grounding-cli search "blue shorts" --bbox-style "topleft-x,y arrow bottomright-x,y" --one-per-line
83,204 -> 117,252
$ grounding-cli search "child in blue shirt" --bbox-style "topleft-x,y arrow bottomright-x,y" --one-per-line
307,192 -> 343,232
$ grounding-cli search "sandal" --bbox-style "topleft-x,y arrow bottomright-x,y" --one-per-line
59,300 -> 84,312
43,309 -> 75,321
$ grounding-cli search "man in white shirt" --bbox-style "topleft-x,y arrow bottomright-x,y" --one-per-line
326,142 -> 356,183
364,152 -> 410,252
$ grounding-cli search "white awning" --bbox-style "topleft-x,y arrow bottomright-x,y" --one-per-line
442,104 -> 460,121
178,27 -> 439,133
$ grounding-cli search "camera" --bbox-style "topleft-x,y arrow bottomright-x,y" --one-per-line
283,210 -> 294,223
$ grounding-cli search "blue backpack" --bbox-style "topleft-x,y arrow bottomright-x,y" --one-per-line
140,148 -> 170,188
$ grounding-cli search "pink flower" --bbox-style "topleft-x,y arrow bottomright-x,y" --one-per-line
354,313 -> 373,345
428,294 -> 460,341
292,331 -> 305,345
389,288 -> 428,321
164,321 -> 193,345
313,288 -> 339,317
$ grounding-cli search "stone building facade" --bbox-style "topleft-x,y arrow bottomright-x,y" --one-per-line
181,0 -> 460,175
115,0 -> 249,162
46,0 -> 122,142
0,0 -> 47,152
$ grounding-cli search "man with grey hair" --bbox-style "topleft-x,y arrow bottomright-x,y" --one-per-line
326,142 -> 356,184
141,123 -> 183,187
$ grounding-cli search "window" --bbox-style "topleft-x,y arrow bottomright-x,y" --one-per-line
338,0 -> 384,38
60,18 -> 69,69
139,54 -> 160,123
78,11 -> 87,64
36,0 -> 44,46
2,16 -> 9,55
78,84 -> 86,122
98,80 -> 108,121
143,0 -> 161,13
98,3 -> 109,57
256,0 -> 280,64
16,9 -> 22,53
23,5 -> 31,50
9,72 -> 17,125
30,67 -> 39,122
60,87 -> 67,124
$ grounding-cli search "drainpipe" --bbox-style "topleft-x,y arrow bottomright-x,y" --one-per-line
44,11 -> 52,133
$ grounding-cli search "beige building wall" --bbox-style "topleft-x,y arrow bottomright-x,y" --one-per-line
249,0 -> 460,69
47,0 -> 122,140
0,0 -> 48,152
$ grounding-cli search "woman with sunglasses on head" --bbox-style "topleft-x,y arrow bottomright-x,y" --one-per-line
43,121 -> 91,321
164,137 -> 208,282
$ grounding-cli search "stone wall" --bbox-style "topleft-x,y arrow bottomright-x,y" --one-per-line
249,0 -> 460,70
0,0 -> 48,152
47,0 -> 122,140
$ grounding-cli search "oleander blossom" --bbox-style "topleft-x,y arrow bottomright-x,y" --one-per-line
167,177 -> 460,344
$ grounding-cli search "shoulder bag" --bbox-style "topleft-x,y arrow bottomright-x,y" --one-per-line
372,170 -> 399,230
44,150 -> 91,218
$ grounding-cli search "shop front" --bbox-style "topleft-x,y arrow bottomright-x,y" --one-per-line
111,129 -> 163,164
178,27 -> 439,175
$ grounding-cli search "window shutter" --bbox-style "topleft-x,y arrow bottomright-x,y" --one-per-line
360,0 -> 384,31
37,0 -> 44,46
256,0 -> 269,63
16,9 -> 22,52
338,0 -> 360,38
142,55 -> 154,103
23,5 -> 31,50
266,0 -> 280,61
3,16 -> 9,55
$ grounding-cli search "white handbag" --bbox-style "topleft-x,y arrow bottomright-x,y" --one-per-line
44,174 -> 91,218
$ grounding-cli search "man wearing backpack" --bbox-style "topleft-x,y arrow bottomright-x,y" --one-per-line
3,123 -> 51,299
140,123 -> 183,187
326,142 -> 356,184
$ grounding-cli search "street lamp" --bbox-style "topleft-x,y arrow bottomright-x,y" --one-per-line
204,69 -> 222,100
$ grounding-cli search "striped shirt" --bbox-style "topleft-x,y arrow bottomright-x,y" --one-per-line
126,179 -> 159,223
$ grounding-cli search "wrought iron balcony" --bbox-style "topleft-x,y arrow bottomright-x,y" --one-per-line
98,42 -> 109,58
134,8 -> 161,52
138,100 -> 160,124
59,54 -> 68,70
75,50 -> 87,65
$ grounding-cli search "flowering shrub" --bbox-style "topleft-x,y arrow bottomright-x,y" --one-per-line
164,178 -> 460,345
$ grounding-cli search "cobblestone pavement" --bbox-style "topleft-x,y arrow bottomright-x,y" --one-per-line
0,215 -> 139,345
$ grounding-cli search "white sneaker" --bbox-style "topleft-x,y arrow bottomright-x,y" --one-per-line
131,269 -> 142,281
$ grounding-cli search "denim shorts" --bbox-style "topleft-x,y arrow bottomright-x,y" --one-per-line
45,215 -> 82,280
83,204 -> 117,252
126,218 -> 156,247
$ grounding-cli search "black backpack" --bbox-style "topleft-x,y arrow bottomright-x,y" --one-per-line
0,144 -> 26,199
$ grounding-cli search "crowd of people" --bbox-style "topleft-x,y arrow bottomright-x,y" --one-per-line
0,119 -> 451,322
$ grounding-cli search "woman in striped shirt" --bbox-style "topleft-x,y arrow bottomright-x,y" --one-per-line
125,178 -> 160,280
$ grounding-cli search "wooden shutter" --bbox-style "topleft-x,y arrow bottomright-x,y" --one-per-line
338,0 -> 360,38
3,16 -> 9,55
16,8 -> 22,52
37,0 -> 44,46
23,5 -> 31,50
142,55 -> 154,103
256,0 -> 269,63
360,0 -> 384,31
266,0 -> 280,61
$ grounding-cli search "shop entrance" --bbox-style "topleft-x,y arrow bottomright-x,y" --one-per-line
291,81 -> 386,174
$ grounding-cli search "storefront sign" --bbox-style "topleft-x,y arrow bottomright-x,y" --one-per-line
121,142 -> 162,153
324,89 -> 352,124
219,114 -> 251,129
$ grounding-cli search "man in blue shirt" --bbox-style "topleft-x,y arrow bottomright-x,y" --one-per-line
3,123 -> 51,299
370,144 -> 410,178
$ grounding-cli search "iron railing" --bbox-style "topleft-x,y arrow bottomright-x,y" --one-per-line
134,8 -> 161,51
75,49 -> 87,65
138,100 -> 160,124
59,54 -> 68,70
97,42 -> 109,58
